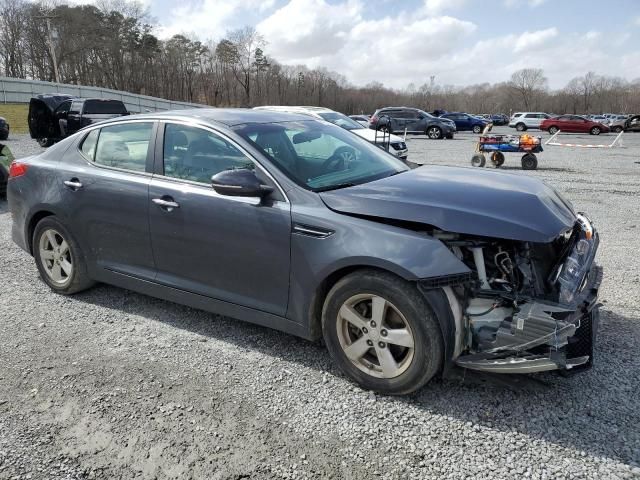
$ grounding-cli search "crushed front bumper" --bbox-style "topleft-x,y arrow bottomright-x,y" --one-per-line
456,264 -> 603,375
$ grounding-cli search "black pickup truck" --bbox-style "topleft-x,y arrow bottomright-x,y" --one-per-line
29,94 -> 129,147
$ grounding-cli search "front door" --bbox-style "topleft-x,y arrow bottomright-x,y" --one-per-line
59,121 -> 157,279
148,122 -> 291,316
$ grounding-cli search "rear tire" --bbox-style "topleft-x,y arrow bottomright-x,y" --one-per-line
426,126 -> 442,139
521,153 -> 538,170
322,270 -> 443,395
33,216 -> 94,295
613,126 -> 623,133
516,123 -> 526,132
378,125 -> 391,134
471,153 -> 486,167
491,151 -> 505,167
37,138 -> 54,147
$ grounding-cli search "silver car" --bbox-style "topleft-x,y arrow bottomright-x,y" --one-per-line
509,112 -> 550,131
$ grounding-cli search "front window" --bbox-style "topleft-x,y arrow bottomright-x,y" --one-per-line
234,120 -> 408,192
317,112 -> 363,131
163,123 -> 254,184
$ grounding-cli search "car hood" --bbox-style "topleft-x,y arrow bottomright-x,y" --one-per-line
353,128 -> 404,144
320,166 -> 576,243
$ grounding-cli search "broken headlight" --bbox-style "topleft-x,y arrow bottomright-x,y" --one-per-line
556,214 -> 596,305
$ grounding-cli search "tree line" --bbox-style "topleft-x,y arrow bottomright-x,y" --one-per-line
2,0 -> 640,115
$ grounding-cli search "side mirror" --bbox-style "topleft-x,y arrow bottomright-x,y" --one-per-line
211,168 -> 273,198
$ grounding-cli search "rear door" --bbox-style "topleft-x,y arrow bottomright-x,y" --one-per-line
59,120 -> 157,279
148,122 -> 291,315
403,110 -> 422,132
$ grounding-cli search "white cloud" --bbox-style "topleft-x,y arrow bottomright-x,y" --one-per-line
257,0 -> 476,87
513,27 -> 558,52
423,0 -> 467,14
155,0 -> 275,39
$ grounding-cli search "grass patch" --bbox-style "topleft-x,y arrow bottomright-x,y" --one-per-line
0,104 -> 29,134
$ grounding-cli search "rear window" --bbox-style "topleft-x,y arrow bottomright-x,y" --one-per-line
93,122 -> 153,172
83,100 -> 128,115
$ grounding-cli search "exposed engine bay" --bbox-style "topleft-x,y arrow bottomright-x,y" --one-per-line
435,213 -> 602,374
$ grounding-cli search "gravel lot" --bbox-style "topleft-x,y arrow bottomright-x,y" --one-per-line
1,129 -> 639,480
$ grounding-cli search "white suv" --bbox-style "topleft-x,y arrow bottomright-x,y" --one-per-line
254,106 -> 409,161
509,112 -> 550,131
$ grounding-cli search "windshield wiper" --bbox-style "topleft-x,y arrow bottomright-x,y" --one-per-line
314,182 -> 357,192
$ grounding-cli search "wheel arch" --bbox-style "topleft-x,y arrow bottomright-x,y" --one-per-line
306,261 -> 460,369
26,209 -> 57,254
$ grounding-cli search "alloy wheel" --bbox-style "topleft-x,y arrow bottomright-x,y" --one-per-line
427,127 -> 442,139
39,228 -> 73,286
336,294 -> 415,379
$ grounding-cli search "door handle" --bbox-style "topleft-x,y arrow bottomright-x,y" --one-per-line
152,197 -> 180,210
63,179 -> 83,190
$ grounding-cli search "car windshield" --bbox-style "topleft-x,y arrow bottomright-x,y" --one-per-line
317,112 -> 363,131
234,120 -> 408,192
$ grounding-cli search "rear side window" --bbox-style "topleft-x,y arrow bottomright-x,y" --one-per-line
93,122 -> 153,172
84,100 -> 128,115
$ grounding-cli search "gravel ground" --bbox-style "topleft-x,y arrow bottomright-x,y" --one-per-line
1,130 -> 639,480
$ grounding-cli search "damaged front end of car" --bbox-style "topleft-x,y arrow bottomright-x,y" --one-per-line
431,213 -> 602,375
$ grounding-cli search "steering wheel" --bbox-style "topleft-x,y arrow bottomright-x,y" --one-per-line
322,146 -> 357,172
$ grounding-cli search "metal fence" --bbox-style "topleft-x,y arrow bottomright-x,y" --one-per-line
0,76 -> 208,113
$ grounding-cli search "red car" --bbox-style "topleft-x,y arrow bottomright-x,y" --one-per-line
540,115 -> 610,135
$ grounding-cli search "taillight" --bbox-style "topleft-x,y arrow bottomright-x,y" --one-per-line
370,115 -> 379,124
9,161 -> 28,178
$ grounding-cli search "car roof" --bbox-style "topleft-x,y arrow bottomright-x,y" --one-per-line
101,108 -> 313,127
254,105 -> 336,117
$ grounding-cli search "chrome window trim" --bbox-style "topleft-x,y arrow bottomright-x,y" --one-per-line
74,116 -> 290,203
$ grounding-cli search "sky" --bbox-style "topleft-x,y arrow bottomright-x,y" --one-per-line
107,0 -> 640,89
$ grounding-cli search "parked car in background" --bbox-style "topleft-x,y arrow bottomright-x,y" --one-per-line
7,108 -> 602,394
29,94 -> 129,147
540,115 -> 610,135
589,115 -> 610,125
607,115 -> 632,133
0,117 -> 9,140
439,112 -> 489,134
255,106 -> 408,160
0,143 -> 14,196
370,107 -> 456,139
508,112 -> 550,131
489,114 -> 509,126
349,115 -> 371,128
626,115 -> 640,132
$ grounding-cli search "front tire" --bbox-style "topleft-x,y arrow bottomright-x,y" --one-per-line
548,126 -> 559,135
590,127 -> 601,135
33,216 -> 94,294
426,126 -> 442,139
37,138 -> 54,147
322,270 -> 443,395
472,125 -> 482,134
521,153 -> 538,170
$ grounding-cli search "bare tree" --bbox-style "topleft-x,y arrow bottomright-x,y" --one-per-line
509,68 -> 548,110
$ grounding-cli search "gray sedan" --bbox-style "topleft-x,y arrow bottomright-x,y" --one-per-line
7,109 -> 602,394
